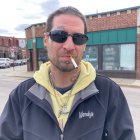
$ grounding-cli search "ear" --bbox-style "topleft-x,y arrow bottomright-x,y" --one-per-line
44,33 -> 48,47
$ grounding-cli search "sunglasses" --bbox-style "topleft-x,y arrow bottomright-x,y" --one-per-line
47,30 -> 88,45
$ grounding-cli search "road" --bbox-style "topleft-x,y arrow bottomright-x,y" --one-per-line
121,87 -> 140,140
0,67 -> 140,139
0,69 -> 26,113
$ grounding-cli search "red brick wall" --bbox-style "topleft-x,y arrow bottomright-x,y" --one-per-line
136,33 -> 140,79
26,25 -> 45,38
35,26 -> 45,37
0,36 -> 19,47
0,36 -> 20,58
25,28 -> 32,39
87,10 -> 137,32
32,40 -> 37,71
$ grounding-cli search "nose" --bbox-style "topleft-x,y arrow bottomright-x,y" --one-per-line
62,36 -> 76,51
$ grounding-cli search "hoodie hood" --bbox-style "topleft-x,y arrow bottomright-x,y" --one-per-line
33,60 -> 96,95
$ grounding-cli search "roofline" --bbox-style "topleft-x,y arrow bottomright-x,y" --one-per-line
0,36 -> 17,39
25,22 -> 46,30
86,6 -> 140,17
25,6 -> 140,30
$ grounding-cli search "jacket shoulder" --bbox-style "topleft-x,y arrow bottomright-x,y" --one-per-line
13,78 -> 35,93
94,74 -> 123,109
18,78 -> 36,90
95,73 -> 120,89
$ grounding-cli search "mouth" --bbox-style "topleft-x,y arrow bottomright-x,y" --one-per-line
61,55 -> 78,68
61,55 -> 71,61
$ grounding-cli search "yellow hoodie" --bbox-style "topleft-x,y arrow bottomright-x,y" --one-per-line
34,60 -> 96,131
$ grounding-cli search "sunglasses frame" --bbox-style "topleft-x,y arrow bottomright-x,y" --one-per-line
47,30 -> 88,45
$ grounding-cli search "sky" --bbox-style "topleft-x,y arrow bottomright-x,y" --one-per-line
0,0 -> 139,38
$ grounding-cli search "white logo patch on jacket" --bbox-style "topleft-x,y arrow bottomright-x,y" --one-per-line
79,111 -> 94,119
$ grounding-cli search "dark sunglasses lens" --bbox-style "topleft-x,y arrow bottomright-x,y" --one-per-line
49,30 -> 67,43
73,33 -> 88,45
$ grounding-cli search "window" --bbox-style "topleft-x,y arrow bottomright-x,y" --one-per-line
103,44 -> 135,71
84,46 -> 98,69
120,44 -> 135,70
37,48 -> 48,63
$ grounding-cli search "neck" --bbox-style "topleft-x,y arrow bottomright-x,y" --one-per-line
49,67 -> 80,88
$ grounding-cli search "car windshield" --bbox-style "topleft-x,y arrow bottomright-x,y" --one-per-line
0,58 -> 8,62
0,59 -> 5,61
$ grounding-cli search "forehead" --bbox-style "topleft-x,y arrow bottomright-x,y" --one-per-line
52,14 -> 85,32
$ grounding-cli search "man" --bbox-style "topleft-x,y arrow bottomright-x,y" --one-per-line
0,6 -> 136,140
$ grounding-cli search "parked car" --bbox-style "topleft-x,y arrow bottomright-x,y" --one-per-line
22,59 -> 27,65
15,59 -> 23,66
0,58 -> 11,68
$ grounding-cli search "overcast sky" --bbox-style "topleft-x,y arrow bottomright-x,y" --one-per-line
0,0 -> 139,38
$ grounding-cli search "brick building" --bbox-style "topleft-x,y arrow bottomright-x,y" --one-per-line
25,22 -> 46,71
25,6 -> 140,79
0,36 -> 21,59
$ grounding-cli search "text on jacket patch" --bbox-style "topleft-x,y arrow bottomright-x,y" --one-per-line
79,111 -> 94,119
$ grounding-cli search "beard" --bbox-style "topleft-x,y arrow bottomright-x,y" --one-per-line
51,59 -> 76,72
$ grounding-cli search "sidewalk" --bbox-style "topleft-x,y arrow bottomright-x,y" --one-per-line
6,65 -> 33,78
6,65 -> 140,88
111,77 -> 140,88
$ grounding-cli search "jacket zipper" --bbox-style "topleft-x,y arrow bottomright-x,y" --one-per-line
60,134 -> 64,140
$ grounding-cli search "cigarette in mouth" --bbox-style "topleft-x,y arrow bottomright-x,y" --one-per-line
70,56 -> 78,68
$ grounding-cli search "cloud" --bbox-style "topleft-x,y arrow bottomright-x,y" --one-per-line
0,29 -> 17,37
0,0 -> 140,38
40,0 -> 61,16
0,29 -> 9,35
59,0 -> 140,15
15,24 -> 30,31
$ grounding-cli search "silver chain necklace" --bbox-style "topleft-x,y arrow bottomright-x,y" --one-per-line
49,72 -> 74,118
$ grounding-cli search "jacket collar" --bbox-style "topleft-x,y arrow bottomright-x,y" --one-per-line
28,83 -> 52,106
27,82 -> 98,109
72,82 -> 99,107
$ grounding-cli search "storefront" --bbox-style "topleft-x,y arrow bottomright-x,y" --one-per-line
85,27 -> 137,78
25,6 -> 140,79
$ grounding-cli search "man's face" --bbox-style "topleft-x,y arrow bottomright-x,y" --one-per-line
44,14 -> 86,72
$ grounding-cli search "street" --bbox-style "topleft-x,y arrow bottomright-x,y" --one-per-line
0,67 -> 140,139
122,87 -> 140,140
0,68 -> 26,113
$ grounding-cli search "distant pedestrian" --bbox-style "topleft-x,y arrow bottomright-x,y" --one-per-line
11,59 -> 15,70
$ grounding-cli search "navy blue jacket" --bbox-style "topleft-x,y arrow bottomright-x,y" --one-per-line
0,74 -> 136,140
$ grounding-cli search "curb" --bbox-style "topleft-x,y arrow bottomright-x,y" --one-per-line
111,78 -> 140,88
118,83 -> 140,88
7,75 -> 32,79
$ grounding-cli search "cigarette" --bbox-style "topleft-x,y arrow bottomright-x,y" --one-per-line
70,56 -> 78,68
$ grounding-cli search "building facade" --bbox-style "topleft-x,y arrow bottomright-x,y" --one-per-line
25,6 -> 140,79
25,22 -> 46,71
0,36 -> 24,59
